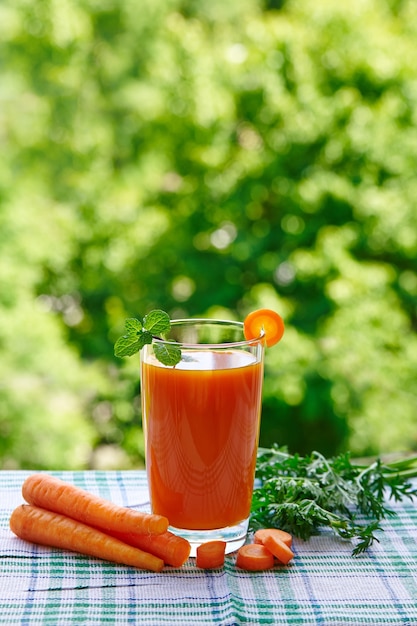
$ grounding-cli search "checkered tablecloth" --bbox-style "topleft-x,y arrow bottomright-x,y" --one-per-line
1,470 -> 417,625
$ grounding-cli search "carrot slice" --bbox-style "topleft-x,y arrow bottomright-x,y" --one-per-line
261,532 -> 295,565
10,504 -> 164,572
22,473 -> 168,536
254,528 -> 293,548
196,540 -> 226,569
243,309 -> 285,347
110,529 -> 191,567
236,543 -> 274,571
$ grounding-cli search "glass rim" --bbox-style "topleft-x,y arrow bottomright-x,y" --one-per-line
152,318 -> 265,349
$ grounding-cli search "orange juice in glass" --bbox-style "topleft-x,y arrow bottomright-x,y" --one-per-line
140,319 -> 265,555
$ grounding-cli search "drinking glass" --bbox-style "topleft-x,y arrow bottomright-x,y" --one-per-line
140,319 -> 265,555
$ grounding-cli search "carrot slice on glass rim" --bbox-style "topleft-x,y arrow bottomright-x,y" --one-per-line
243,309 -> 285,348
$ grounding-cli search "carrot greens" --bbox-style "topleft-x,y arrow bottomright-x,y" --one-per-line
250,445 -> 417,556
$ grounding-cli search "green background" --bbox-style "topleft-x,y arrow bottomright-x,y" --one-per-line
1,0 -> 417,469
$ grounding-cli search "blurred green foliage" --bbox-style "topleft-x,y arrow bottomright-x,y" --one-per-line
1,0 -> 417,469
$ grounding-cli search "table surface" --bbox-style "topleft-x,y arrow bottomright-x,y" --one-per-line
1,470 -> 417,626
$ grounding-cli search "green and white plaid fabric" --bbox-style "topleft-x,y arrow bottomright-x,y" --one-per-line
1,470 -> 417,625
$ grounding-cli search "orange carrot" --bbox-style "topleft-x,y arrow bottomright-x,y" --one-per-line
10,504 -> 164,572
236,543 -> 274,571
196,540 -> 226,569
243,309 -> 285,347
254,528 -> 293,548
260,531 -> 295,565
110,529 -> 191,567
22,473 -> 168,536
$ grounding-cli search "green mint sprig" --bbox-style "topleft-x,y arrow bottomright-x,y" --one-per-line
114,309 -> 181,366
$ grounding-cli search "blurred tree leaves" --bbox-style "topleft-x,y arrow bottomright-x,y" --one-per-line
1,0 -> 417,468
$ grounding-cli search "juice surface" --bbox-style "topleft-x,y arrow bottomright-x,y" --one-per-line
141,350 -> 263,530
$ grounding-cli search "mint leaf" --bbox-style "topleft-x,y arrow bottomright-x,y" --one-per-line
153,341 -> 182,366
114,310 -> 181,366
140,329 -> 154,346
114,335 -> 141,357
114,317 -> 148,357
125,317 -> 143,333
114,329 -> 153,357
143,310 -> 171,336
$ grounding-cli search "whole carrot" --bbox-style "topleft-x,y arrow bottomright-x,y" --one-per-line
10,504 -> 164,572
22,473 -> 168,536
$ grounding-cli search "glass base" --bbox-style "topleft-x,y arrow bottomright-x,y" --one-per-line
169,517 -> 249,557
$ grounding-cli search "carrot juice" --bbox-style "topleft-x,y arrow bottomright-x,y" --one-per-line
141,343 -> 264,539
